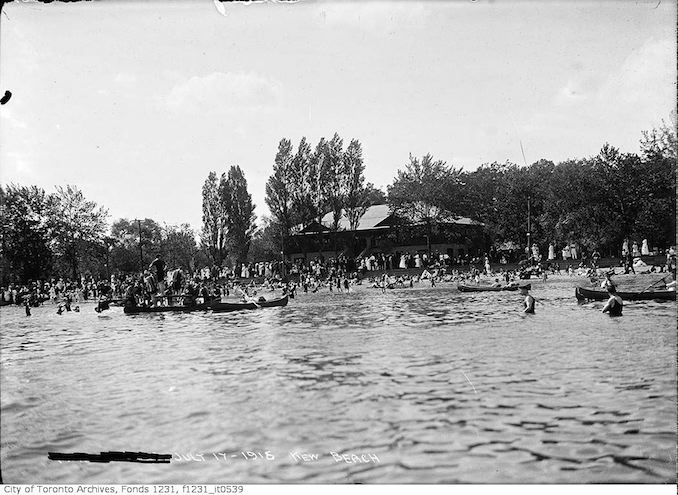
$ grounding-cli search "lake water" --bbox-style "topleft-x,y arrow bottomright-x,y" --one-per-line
1,275 -> 675,484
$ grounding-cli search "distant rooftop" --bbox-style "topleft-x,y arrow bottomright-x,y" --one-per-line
298,204 -> 482,233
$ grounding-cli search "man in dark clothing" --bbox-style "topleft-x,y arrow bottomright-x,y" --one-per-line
149,255 -> 166,295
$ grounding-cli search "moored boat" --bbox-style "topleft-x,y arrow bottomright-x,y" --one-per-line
210,295 -> 289,312
123,302 -> 212,314
575,286 -> 676,301
123,295 -> 289,314
457,284 -> 528,292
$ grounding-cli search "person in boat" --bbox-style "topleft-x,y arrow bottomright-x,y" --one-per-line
243,290 -> 265,304
602,285 -> 623,316
183,283 -> 198,307
199,284 -> 210,303
149,255 -> 167,296
143,270 -> 157,297
170,269 -> 184,294
490,278 -> 502,288
520,285 -> 535,314
661,272 -> 676,291
600,271 -> 616,290
123,282 -> 139,308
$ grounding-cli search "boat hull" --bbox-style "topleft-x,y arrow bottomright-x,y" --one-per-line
575,286 -> 676,301
123,303 -> 211,314
210,295 -> 289,312
123,295 -> 289,314
457,284 -> 527,292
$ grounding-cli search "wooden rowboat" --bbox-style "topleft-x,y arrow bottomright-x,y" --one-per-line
575,286 -> 676,301
457,284 -> 529,292
123,295 -> 289,314
123,302 -> 212,314
210,295 -> 289,312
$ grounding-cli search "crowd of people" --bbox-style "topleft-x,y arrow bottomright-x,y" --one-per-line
2,243 -> 675,317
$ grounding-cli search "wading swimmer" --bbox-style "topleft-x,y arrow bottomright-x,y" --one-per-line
602,285 -> 623,316
520,285 -> 535,314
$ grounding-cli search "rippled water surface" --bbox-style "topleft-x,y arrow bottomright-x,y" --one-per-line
1,277 -> 676,483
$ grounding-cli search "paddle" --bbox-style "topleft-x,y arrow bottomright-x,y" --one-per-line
639,274 -> 671,294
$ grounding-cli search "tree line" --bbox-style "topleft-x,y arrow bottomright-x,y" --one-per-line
0,183 -> 206,285
262,118 -> 676,259
1,116 -> 674,284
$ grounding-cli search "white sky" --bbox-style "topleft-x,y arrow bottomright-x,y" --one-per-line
1,0 -> 675,231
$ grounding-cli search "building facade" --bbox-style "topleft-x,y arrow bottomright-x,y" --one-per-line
287,204 -> 487,262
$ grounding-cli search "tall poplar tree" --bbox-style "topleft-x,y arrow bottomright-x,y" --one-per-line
265,138 -> 295,252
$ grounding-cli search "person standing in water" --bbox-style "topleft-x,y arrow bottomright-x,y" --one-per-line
602,285 -> 623,316
520,285 -> 535,314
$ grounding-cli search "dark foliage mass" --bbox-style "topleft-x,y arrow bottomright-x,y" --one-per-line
1,116 -> 674,284
262,118 -> 676,257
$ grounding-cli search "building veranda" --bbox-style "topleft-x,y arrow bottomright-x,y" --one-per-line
286,204 -> 487,265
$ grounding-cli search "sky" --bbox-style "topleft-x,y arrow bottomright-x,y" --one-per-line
1,0 -> 675,232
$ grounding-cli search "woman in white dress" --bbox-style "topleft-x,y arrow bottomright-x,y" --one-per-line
641,239 -> 650,256
414,254 -> 422,268
399,254 -> 407,269
548,243 -> 555,261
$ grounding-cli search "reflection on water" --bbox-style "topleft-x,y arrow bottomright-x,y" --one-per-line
1,278 -> 675,483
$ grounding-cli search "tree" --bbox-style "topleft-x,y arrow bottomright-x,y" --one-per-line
201,171 -> 230,267
265,139 -> 295,253
591,144 -> 646,250
162,223 -> 198,274
640,111 -> 677,161
110,218 -> 163,273
635,115 -> 677,250
364,184 -> 387,206
310,137 -> 331,223
289,137 -> 317,228
47,185 -> 109,280
225,165 -> 256,265
388,154 -> 464,254
344,139 -> 370,231
325,133 -> 347,231
0,184 -> 53,283
248,216 -> 285,262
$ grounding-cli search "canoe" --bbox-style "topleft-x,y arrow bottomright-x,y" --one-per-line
210,295 -> 289,312
457,284 -> 529,292
123,302 -> 212,314
575,286 -> 676,301
123,295 -> 289,314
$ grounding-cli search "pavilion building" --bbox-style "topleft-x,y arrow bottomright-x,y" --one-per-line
286,204 -> 486,263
